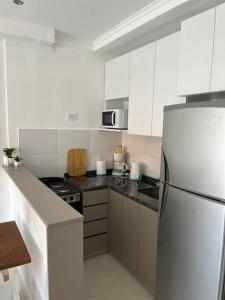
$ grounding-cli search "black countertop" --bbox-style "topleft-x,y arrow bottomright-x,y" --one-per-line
65,174 -> 159,212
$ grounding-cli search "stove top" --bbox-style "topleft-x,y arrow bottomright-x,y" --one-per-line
39,177 -> 82,214
50,183 -> 65,188
39,177 -> 80,195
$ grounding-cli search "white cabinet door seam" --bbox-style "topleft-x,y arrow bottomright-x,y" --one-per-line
210,3 -> 225,92
209,8 -> 217,91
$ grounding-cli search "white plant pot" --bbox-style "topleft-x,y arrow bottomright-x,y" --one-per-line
8,158 -> 14,166
2,156 -> 9,167
14,161 -> 21,168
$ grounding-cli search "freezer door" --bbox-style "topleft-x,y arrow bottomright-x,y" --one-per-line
161,103 -> 225,200
156,184 -> 225,300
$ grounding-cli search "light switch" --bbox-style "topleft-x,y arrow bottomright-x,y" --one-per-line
67,112 -> 79,121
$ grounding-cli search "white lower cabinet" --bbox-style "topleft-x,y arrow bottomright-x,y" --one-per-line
108,189 -> 158,291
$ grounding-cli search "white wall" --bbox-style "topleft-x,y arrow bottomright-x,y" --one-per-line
5,43 -> 105,146
122,133 -> 162,178
0,17 -> 55,44
19,129 -> 122,178
0,38 -> 9,157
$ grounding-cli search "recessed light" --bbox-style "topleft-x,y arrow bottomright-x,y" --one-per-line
13,0 -> 24,5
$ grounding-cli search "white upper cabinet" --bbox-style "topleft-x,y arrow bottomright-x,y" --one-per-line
177,8 -> 216,96
152,32 -> 185,137
211,3 -> 225,92
128,43 -> 155,136
104,53 -> 130,100
104,61 -> 111,100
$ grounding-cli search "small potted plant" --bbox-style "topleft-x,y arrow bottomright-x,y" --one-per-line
3,148 -> 16,166
14,155 -> 23,168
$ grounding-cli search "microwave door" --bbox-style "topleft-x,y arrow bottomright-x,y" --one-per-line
102,111 -> 115,127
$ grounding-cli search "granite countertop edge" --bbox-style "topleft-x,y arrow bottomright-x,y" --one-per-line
65,174 -> 159,212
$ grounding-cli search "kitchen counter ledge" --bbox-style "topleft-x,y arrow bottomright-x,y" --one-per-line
2,166 -> 83,227
65,174 -> 159,212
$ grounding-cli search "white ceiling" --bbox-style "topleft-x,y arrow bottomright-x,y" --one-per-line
1,0 -> 224,54
0,0 -> 155,40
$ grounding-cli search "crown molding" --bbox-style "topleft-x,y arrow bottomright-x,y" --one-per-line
93,0 -> 188,50
55,38 -> 93,51
40,0 -> 189,52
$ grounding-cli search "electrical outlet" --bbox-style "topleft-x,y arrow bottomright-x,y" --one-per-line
67,112 -> 79,121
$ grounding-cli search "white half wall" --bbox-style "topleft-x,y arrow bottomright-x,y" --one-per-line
5,43 -> 105,146
0,166 -> 11,222
1,166 -> 83,300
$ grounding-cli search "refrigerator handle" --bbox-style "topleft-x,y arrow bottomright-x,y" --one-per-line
159,149 -> 169,219
162,149 -> 169,183
160,184 -> 169,219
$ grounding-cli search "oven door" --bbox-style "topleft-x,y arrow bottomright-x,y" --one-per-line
102,111 -> 116,127
70,200 -> 83,214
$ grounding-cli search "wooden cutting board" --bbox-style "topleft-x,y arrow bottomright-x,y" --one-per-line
67,148 -> 87,176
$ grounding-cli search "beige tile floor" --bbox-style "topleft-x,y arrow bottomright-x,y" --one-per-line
84,253 -> 155,300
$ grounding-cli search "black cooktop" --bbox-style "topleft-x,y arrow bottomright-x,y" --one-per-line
39,177 -> 80,196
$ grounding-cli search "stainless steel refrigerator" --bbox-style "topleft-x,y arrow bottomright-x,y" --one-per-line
156,101 -> 225,300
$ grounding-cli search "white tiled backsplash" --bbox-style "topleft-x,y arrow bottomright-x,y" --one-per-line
19,129 -> 161,179
122,133 -> 162,178
19,129 -> 122,178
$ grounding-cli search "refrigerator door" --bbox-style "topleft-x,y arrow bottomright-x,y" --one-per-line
161,101 -> 225,200
156,183 -> 225,300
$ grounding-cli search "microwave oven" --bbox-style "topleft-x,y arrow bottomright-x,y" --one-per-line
102,109 -> 128,129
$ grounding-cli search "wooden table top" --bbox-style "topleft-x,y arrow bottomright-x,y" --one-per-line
0,221 -> 31,271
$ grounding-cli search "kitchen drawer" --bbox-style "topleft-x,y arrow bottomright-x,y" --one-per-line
83,204 -> 108,222
83,189 -> 108,207
84,233 -> 107,257
84,219 -> 107,238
